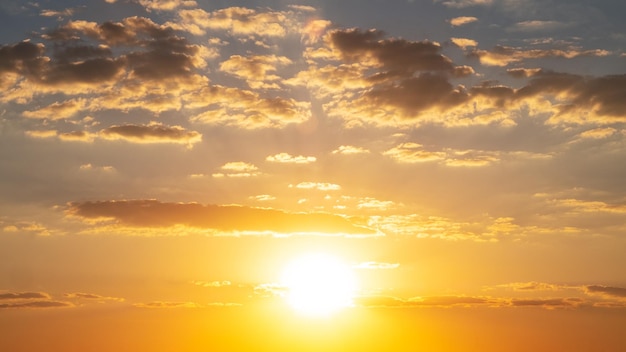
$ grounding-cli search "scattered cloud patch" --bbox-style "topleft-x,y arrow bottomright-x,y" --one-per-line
266,153 -> 316,164
449,16 -> 478,27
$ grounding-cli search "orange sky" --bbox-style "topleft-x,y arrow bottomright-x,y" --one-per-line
1,0 -> 626,350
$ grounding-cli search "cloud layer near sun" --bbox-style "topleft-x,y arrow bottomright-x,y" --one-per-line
66,200 -> 374,235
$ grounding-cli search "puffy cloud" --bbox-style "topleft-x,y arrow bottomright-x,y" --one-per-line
449,16 -> 478,27
99,123 -> 202,145
66,199 -> 375,235
450,37 -> 478,49
219,55 -> 292,89
40,8 -> 77,18
172,7 -> 290,37
266,153 -> 316,164
186,86 -> 311,128
328,28 -> 456,75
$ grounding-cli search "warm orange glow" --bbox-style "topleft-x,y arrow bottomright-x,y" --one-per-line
281,253 -> 357,317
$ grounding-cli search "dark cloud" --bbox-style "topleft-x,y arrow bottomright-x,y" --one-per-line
0,41 -> 47,76
44,57 -> 126,85
510,298 -> 584,308
0,300 -> 73,309
364,74 -> 469,114
585,285 -> 626,298
516,71 -> 626,119
99,123 -> 202,144
66,200 -> 375,235
329,28 -> 456,75
64,292 -> 125,301
0,292 -> 50,300
52,44 -> 112,62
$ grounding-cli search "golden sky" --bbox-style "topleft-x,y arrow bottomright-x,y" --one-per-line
1,0 -> 626,351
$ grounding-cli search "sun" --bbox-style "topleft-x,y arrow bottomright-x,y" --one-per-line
281,253 -> 357,317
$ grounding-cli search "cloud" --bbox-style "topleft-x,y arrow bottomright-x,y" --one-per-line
0,292 -> 50,300
291,182 -> 341,191
0,300 -> 73,309
578,127 -> 616,139
493,282 -> 561,291
354,295 -> 497,308
266,153 -> 316,164
40,8 -> 78,18
449,16 -> 478,27
137,0 -> 197,12
22,98 -> 86,120
506,67 -> 542,78
0,291 -> 72,309
191,280 -> 232,288
99,122 -> 202,145
328,28 -> 457,75
584,285 -> 626,299
64,292 -> 124,302
509,20 -> 569,32
133,301 -> 202,308
171,7 -> 291,37
0,221 -> 52,236
468,45 -> 610,67
186,86 -> 311,128
510,298 -> 584,309
435,0 -> 493,9
450,37 -> 478,49
331,145 -> 370,155
250,194 -> 276,202
212,162 -> 260,178
219,55 -> 292,89
353,262 -> 400,270
383,143 -> 446,163
551,198 -> 626,214
66,200 -> 376,235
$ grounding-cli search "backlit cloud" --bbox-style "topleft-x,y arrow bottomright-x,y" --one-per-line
66,200 -> 375,235
213,162 -> 260,178
449,16 -> 478,27
99,123 -> 202,145
266,153 -> 316,164
331,145 -> 370,155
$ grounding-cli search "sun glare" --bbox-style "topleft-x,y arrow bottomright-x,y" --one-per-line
281,253 -> 357,317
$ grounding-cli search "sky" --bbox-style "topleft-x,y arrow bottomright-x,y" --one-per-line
1,0 -> 626,350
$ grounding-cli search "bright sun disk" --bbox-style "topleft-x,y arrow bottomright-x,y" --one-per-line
281,253 -> 357,317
